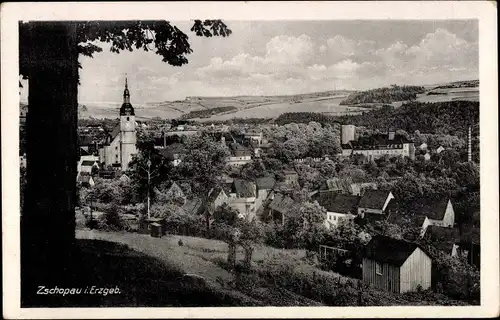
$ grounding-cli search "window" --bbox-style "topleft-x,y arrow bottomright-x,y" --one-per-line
127,117 -> 130,121
376,262 -> 382,275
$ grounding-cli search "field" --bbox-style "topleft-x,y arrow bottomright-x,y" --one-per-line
67,81 -> 480,121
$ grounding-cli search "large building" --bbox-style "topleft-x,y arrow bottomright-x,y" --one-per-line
340,126 -> 415,160
99,79 -> 138,171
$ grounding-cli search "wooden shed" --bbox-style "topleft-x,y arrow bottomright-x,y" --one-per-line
138,217 -> 166,235
362,235 -> 432,293
150,222 -> 162,238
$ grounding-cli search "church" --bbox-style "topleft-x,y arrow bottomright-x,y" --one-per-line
99,79 -> 138,171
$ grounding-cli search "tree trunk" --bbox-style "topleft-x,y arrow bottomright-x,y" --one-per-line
21,22 -> 79,306
243,244 -> 253,270
227,241 -> 236,269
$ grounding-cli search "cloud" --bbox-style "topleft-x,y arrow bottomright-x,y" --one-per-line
84,28 -> 477,102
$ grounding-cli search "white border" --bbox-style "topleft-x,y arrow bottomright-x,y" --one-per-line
2,1 -> 498,319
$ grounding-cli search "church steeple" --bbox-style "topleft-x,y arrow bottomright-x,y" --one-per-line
120,77 -> 134,116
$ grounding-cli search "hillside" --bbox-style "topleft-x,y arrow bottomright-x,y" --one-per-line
20,80 -> 479,121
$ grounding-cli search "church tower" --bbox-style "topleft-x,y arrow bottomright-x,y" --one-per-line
119,78 -> 137,171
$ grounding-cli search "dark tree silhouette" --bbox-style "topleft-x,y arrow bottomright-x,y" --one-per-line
19,20 -> 231,306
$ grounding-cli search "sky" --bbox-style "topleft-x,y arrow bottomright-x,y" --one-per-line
19,20 -> 478,105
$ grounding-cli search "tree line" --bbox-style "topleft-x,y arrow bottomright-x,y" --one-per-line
339,85 -> 426,105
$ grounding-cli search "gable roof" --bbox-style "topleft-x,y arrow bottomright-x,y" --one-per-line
158,143 -> 185,160
386,211 -> 427,229
406,198 -> 450,220
358,190 -> 391,210
365,234 -> 428,267
268,193 -> 296,215
256,176 -> 276,190
232,179 -> 256,198
316,193 -> 360,214
207,186 -> 227,203
182,198 -> 205,215
319,177 -> 352,193
81,160 -> 98,167
349,182 -> 378,195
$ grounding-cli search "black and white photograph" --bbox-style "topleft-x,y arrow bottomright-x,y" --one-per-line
2,1 -> 498,319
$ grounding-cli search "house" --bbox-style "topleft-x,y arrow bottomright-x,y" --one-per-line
349,182 -> 378,196
244,129 -> 263,145
77,174 -> 95,187
158,143 -> 185,167
226,143 -> 253,167
318,177 -> 352,194
119,173 -> 131,183
78,159 -> 99,175
423,225 -> 461,257
283,170 -> 299,183
182,198 -> 205,216
255,176 -> 276,200
315,193 -> 361,229
267,192 -> 297,225
206,186 -> 229,214
161,181 -> 186,204
357,190 -> 394,217
341,131 -> 416,160
423,153 -> 431,161
407,198 -> 455,230
227,179 -> 258,220
363,235 -> 432,293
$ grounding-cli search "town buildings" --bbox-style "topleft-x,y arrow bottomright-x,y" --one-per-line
340,125 -> 416,160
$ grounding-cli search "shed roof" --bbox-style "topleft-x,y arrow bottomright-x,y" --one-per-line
358,190 -> 391,210
365,234 -> 428,267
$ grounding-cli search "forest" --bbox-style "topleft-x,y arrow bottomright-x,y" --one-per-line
179,106 -> 238,120
339,85 -> 426,105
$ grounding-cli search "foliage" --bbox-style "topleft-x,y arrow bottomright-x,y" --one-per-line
128,142 -> 172,203
275,112 -> 337,126
264,122 -> 341,162
20,20 -> 232,79
177,135 -> 230,194
339,85 -> 426,105
334,101 -> 479,140
180,106 -> 237,120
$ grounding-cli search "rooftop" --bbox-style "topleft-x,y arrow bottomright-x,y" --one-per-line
358,190 -> 392,210
405,198 -> 451,220
365,234 -> 428,267
315,193 -> 360,214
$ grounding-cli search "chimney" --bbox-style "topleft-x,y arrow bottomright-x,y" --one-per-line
468,125 -> 472,162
